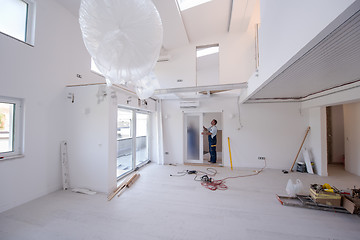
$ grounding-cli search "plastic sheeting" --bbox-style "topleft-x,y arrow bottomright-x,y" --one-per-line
135,72 -> 160,100
79,0 -> 163,87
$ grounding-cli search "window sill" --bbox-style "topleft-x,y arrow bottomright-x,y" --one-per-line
0,32 -> 34,47
0,154 -> 25,161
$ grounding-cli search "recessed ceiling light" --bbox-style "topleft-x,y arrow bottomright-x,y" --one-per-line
177,0 -> 212,11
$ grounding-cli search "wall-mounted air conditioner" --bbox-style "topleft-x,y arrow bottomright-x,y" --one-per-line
179,101 -> 199,108
157,55 -> 171,62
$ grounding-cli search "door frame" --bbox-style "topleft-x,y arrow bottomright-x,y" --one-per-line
183,110 -> 223,164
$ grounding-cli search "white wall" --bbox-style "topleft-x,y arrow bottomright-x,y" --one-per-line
245,0 -> 355,99
343,102 -> 360,176
197,64 -> 219,86
161,97 -> 308,169
0,0 -> 107,213
155,31 -> 256,88
306,107 -> 327,176
65,85 -> 117,193
65,85 -> 157,193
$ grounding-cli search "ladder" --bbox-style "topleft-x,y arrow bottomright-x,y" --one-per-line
60,141 -> 70,190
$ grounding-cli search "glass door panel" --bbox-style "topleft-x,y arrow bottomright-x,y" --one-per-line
117,109 -> 134,178
136,112 -> 149,167
184,113 -> 203,163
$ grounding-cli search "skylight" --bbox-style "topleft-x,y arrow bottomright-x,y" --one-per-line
196,45 -> 219,58
177,0 -> 212,11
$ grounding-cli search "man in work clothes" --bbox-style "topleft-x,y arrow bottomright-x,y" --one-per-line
202,119 -> 218,163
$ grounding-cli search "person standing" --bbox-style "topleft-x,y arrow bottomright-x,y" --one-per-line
202,119 -> 217,163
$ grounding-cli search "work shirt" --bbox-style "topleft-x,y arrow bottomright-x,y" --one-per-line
207,125 -> 217,139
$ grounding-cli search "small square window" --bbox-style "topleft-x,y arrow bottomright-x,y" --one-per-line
0,97 -> 24,160
0,0 -> 36,45
196,44 -> 219,58
177,0 -> 212,11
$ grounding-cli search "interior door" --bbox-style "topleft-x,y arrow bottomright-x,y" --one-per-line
184,113 -> 203,163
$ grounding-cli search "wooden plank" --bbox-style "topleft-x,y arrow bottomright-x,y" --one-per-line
127,174 -> 140,188
290,127 -> 310,172
108,173 -> 135,201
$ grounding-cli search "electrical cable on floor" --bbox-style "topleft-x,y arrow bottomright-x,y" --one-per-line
201,159 -> 267,191
170,160 -> 267,191
170,168 -> 217,178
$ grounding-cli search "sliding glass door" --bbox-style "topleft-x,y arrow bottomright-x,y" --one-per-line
117,109 -> 134,178
117,108 -> 150,179
136,112 -> 149,167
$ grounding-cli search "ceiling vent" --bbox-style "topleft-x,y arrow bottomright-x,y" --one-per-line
179,100 -> 199,108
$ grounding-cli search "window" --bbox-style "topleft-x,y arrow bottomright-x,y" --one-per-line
177,0 -> 212,11
196,44 -> 219,58
0,0 -> 36,45
196,44 -> 219,86
0,97 -> 24,160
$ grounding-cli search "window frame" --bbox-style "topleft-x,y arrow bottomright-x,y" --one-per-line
0,0 -> 36,46
0,96 -> 25,160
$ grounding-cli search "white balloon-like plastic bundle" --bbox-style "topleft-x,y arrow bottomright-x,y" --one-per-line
135,72 -> 160,100
79,0 -> 163,91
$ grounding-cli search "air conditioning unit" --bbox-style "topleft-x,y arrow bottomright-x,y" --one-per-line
179,101 -> 199,108
157,55 -> 171,62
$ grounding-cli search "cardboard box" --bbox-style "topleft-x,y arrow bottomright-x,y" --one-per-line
342,196 -> 360,214
310,187 -> 341,206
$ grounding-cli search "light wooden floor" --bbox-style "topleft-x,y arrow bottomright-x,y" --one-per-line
1,163 -> 360,240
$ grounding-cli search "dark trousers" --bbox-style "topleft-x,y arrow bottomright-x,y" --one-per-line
208,135 -> 217,163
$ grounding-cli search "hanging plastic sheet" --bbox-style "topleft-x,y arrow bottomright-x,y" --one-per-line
79,0 -> 163,86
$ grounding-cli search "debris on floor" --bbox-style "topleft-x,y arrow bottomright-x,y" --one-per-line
170,163 -> 266,191
72,188 -> 97,195
277,183 -> 360,215
310,183 -> 341,206
108,173 -> 140,201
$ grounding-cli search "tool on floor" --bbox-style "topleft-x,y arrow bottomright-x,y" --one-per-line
277,183 -> 360,215
228,137 -> 233,170
290,126 -> 310,172
276,194 -> 349,214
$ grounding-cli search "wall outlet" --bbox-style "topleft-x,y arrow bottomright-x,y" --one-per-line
258,156 -> 265,160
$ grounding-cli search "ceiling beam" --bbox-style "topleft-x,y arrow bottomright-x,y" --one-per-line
154,82 -> 247,95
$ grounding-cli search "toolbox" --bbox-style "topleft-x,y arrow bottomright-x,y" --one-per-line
310,185 -> 341,207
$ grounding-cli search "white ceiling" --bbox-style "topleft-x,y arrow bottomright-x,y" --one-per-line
180,0 -> 232,43
55,0 -> 251,50
53,0 -> 360,102
54,0 -> 252,98
248,6 -> 360,102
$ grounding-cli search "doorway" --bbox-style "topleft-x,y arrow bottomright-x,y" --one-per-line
203,112 -> 222,166
183,112 -> 223,165
117,108 -> 150,179
326,105 -> 345,169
